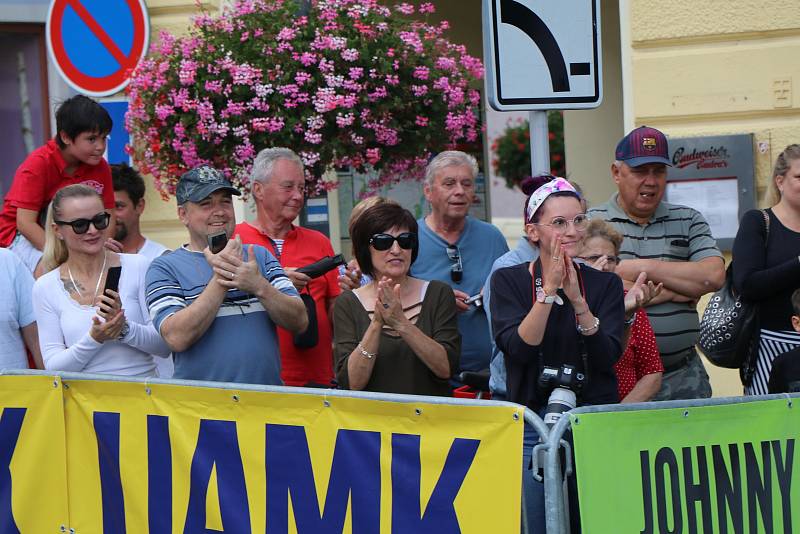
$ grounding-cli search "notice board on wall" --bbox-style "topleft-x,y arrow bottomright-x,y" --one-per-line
665,134 -> 756,251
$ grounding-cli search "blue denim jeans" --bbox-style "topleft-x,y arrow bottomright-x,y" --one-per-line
522,424 -> 546,533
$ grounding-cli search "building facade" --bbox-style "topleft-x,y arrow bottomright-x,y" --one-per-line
0,0 -> 797,249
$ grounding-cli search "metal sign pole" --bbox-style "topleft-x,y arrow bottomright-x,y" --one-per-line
529,110 -> 550,176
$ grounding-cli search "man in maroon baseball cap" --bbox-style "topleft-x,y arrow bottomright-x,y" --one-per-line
611,126 -> 672,222
588,126 -> 725,401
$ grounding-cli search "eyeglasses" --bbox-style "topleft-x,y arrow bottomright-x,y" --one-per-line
446,245 -> 463,283
54,212 -> 111,234
369,232 -> 417,251
579,254 -> 621,266
534,213 -> 590,232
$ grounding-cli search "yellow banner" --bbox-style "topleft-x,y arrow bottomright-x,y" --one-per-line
51,378 -> 522,533
0,375 -> 68,533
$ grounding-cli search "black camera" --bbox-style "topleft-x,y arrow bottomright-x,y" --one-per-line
537,364 -> 586,397
538,364 -> 586,429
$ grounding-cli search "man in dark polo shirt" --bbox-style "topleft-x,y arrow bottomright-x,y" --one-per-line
589,126 -> 725,400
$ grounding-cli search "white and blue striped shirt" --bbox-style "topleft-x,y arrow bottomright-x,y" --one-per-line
145,245 -> 299,385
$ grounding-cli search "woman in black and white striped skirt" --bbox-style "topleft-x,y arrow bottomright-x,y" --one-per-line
733,144 -> 800,394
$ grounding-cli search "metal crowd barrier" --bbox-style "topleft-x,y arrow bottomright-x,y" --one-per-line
0,369 -> 555,534
542,392 -> 800,534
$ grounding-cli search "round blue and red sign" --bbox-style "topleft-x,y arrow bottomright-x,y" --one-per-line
46,0 -> 150,97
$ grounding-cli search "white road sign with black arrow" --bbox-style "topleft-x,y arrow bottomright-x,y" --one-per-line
483,0 -> 602,111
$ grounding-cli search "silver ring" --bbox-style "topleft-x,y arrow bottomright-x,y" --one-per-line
382,303 -> 390,309
228,270 -> 235,279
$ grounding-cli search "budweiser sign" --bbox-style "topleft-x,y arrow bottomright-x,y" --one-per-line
671,146 -> 730,170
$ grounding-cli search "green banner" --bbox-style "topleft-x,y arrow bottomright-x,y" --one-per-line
571,398 -> 798,533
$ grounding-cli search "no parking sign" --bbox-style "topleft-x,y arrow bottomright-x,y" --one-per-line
46,0 -> 150,97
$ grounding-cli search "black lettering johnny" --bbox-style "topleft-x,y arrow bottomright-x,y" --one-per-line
639,440 -> 794,534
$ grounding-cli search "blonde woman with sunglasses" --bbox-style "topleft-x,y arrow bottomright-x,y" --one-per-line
32,184 -> 169,375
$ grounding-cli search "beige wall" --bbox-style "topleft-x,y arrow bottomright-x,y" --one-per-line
627,0 -> 800,207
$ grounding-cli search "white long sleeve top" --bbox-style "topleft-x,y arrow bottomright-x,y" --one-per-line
33,253 -> 170,376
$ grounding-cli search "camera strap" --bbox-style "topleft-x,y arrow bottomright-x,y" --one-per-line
531,259 -> 591,392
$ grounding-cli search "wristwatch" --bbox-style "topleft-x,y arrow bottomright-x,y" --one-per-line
536,289 -> 559,304
117,321 -> 130,341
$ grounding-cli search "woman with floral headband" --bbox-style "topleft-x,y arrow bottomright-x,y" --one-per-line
489,175 -> 624,532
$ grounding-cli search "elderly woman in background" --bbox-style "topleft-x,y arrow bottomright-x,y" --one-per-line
333,202 -> 460,396
33,184 -> 170,375
579,219 -> 664,402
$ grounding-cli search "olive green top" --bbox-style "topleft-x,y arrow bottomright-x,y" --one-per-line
333,280 -> 460,397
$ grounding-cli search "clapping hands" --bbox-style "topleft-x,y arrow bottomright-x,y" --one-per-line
373,276 -> 405,329
624,272 -> 663,314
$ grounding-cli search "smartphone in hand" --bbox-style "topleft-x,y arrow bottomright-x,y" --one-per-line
207,231 -> 228,254
103,266 -> 122,296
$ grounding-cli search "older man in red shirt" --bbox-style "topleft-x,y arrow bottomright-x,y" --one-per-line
234,148 -> 340,387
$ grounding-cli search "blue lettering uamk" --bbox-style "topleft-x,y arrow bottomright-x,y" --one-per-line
266,425 -> 381,533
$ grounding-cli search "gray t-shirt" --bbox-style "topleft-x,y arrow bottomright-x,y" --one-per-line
589,194 -> 723,367
145,246 -> 299,385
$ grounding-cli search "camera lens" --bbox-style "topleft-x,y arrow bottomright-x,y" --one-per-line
543,387 -> 577,428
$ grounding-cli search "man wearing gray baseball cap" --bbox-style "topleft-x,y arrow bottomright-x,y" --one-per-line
145,165 -> 308,385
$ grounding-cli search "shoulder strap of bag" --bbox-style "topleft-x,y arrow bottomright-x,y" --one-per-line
729,209 -> 770,286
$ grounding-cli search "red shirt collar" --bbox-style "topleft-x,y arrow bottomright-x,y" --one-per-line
45,138 -> 93,178
45,139 -> 68,174
247,220 -> 298,240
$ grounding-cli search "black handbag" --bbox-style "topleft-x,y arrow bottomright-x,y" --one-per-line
698,210 -> 769,379
698,266 -> 759,369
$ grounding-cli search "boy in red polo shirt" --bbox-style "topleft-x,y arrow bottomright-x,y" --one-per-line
0,95 -> 115,274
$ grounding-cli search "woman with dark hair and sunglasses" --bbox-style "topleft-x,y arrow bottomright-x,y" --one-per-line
489,176 -> 624,532
32,184 -> 169,375
333,202 -> 460,396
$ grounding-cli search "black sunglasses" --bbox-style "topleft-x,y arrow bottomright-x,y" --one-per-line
446,245 -> 463,283
54,212 -> 111,234
369,232 -> 417,251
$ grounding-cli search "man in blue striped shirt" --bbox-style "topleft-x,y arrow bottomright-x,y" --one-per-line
145,166 -> 307,385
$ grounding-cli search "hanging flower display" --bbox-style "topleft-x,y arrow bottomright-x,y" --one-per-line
125,0 -> 483,199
